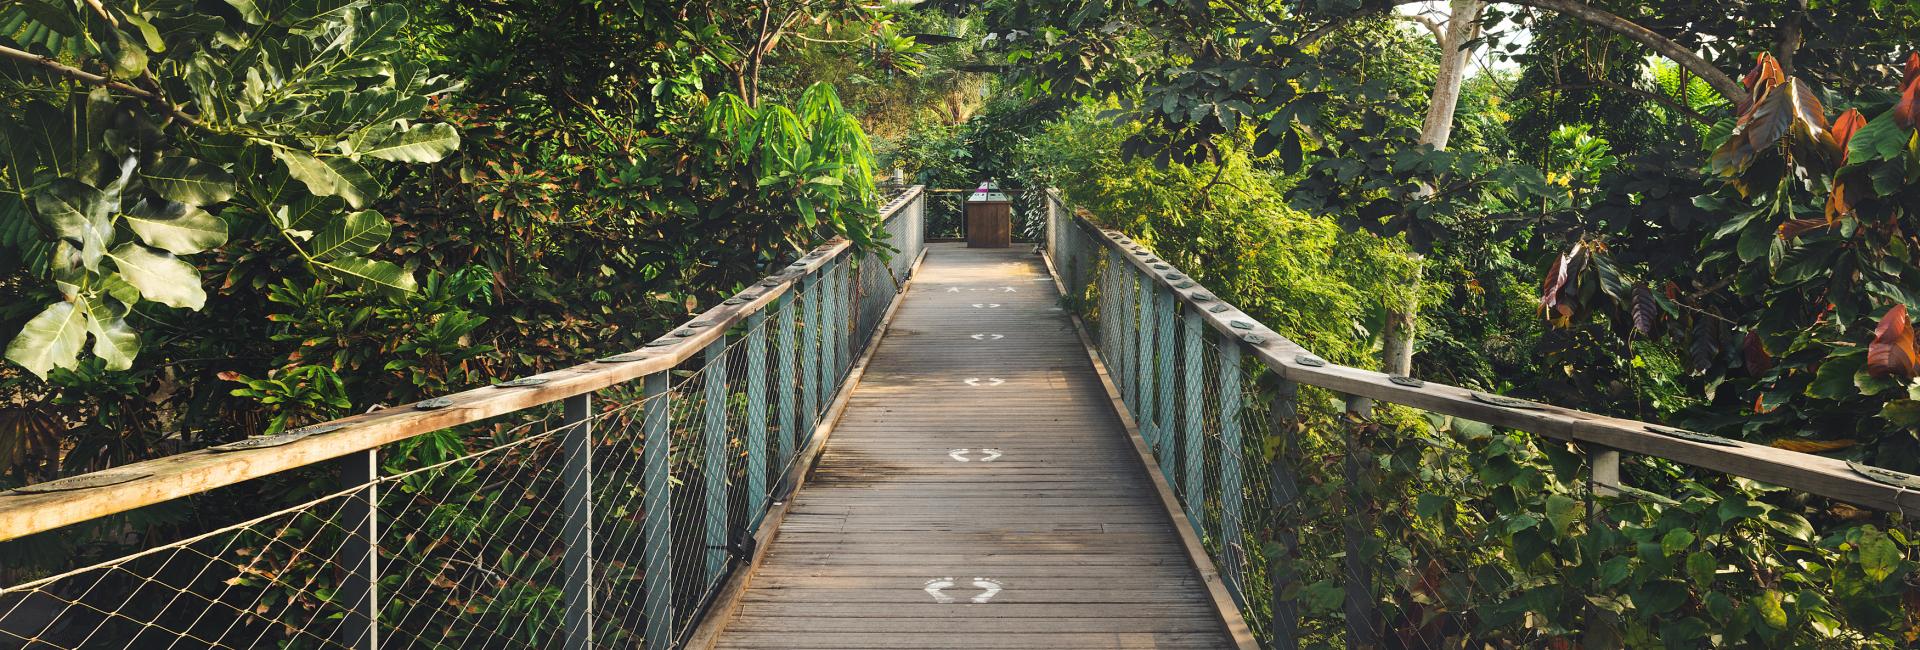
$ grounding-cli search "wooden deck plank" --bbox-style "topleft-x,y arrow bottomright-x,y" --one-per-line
708,244 -> 1237,649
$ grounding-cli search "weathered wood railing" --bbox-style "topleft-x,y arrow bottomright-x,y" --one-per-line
0,187 -> 927,649
1042,190 -> 1918,647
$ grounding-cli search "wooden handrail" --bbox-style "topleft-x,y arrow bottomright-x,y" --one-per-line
0,186 -> 928,542
1048,189 -> 1920,515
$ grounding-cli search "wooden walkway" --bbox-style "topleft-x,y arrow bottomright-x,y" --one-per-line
710,244 -> 1239,649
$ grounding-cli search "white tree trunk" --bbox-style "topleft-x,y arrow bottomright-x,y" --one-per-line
1381,0 -> 1482,378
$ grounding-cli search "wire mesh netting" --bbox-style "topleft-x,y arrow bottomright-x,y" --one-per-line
0,190 -> 927,649
1047,195 -> 1920,649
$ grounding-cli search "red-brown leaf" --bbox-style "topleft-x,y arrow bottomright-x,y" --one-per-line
1822,181 -> 1854,223
1897,74 -> 1919,130
1904,52 -> 1919,90
1832,108 -> 1866,163
1743,332 -> 1774,373
1739,53 -> 1787,113
1711,79 -> 1837,175
1632,283 -> 1659,338
1868,304 -> 1920,379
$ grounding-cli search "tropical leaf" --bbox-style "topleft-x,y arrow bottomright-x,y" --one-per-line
107,243 -> 207,309
33,178 -> 112,270
1867,304 -> 1919,379
314,255 -> 417,295
123,198 -> 228,255
356,123 -> 460,163
274,149 -> 381,209
1710,79 -> 1836,176
142,158 -> 237,207
307,211 -> 391,259
80,295 -> 137,371
4,302 -> 85,379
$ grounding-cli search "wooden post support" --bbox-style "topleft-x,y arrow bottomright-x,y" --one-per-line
559,394 -> 594,650
640,371 -> 674,649
775,294 -> 800,471
1589,445 -> 1623,497
336,449 -> 379,650
1180,309 -> 1207,521
1134,271 -> 1157,444
1216,331 -> 1246,600
1267,379 -> 1303,650
800,274 -> 823,427
745,313 -> 771,526
701,337 -> 731,586
1153,288 -> 1177,478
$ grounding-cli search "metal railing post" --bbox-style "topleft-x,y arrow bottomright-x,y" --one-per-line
1152,289 -> 1177,478
1339,393 -> 1379,649
560,394 -> 594,650
640,371 -> 674,649
776,293 -> 801,471
833,261 -> 850,378
1215,332 -> 1245,599
745,312 -> 771,525
801,274 -> 823,425
1179,309 -> 1207,520
1134,273 -> 1157,441
336,449 -> 379,650
1267,379 -> 1303,650
700,337 -> 731,587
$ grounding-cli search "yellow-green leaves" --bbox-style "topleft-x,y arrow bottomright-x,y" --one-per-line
273,149 -> 380,209
123,199 -> 228,255
353,123 -> 461,163
5,303 -> 86,379
106,243 -> 206,310
142,158 -> 237,206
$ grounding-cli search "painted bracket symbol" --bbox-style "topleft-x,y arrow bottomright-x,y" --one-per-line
962,377 -> 1006,387
969,334 -> 1005,341
923,577 -> 1003,604
948,448 -> 1004,462
970,303 -> 1002,309
947,287 -> 961,293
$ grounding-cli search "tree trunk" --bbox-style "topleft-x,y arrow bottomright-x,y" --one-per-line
1381,0 -> 1482,378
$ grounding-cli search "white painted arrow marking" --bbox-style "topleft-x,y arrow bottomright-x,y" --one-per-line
961,377 -> 1005,387
969,333 -> 1005,341
970,578 -> 1003,603
946,287 -> 960,293
924,578 -> 957,604
1003,286 -> 1017,292
948,448 -> 1003,462
969,303 -> 1001,309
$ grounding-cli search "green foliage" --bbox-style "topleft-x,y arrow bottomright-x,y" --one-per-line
1,0 -> 459,379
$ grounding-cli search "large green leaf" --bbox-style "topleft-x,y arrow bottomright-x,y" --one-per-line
123,198 -> 228,254
142,157 -> 237,207
314,255 -> 416,295
274,149 -> 380,209
308,210 -> 390,259
79,295 -> 137,371
1847,110 -> 1910,164
5,301 -> 85,379
107,243 -> 207,309
33,178 -> 112,270
356,123 -> 460,163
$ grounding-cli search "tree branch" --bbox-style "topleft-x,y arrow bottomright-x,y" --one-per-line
1301,0 -> 1748,106
1398,13 -> 1448,42
0,44 -> 203,128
